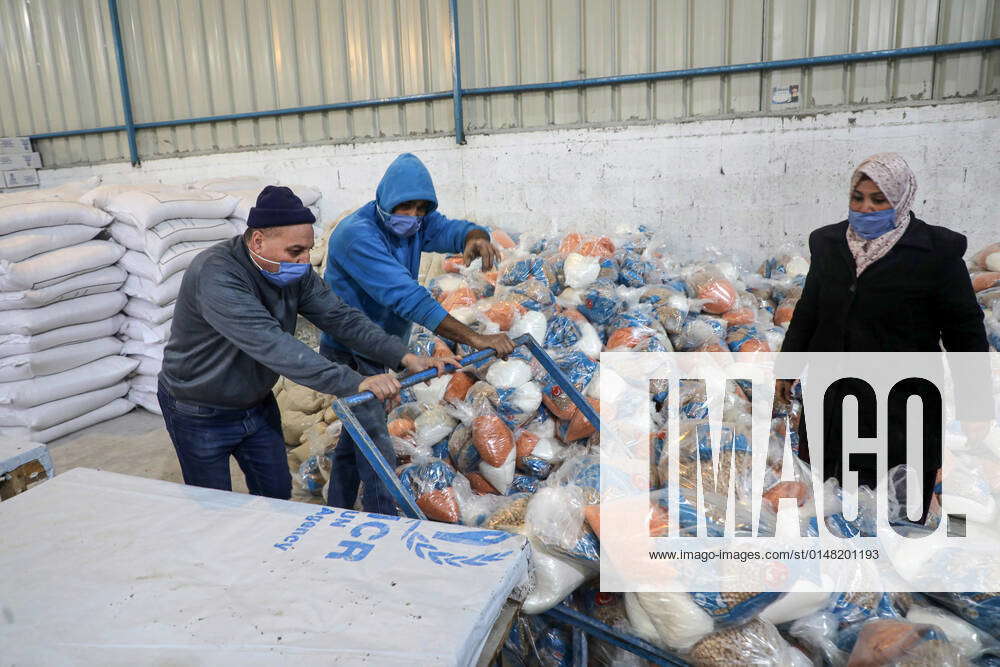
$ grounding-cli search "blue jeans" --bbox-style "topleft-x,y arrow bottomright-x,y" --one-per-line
157,382 -> 292,500
319,344 -> 398,515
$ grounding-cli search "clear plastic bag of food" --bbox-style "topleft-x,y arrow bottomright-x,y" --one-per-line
616,249 -> 655,288
543,313 -> 582,350
515,428 -> 564,478
971,242 -> 1000,272
473,296 -> 527,331
978,285 -> 1000,311
450,394 -> 517,492
509,308 -> 548,344
726,324 -> 772,353
671,315 -> 727,352
907,603 -> 1000,660
823,479 -> 878,537
498,277 -> 556,313
685,264 -> 738,315
496,381 -> 544,428
971,272 -> 1000,293
689,618 -> 810,667
397,457 -> 462,523
640,285 -> 690,334
926,593 -> 1000,638
563,251 -> 601,289
413,404 -> 458,449
297,455 -> 327,496
559,232 -> 616,259
757,245 -> 810,279
555,398 -> 600,443
576,278 -> 624,326
846,618 -> 961,667
773,296 -> 798,328
498,255 -> 553,288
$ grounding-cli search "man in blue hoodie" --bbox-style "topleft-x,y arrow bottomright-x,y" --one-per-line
323,152 -> 515,512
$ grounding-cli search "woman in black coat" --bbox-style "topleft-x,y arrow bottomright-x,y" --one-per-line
779,152 -> 989,520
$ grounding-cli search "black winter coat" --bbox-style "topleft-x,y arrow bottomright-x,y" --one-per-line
782,213 -> 988,353
781,214 -> 988,520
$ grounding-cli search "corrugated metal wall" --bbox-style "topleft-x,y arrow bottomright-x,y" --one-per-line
2,0 -> 998,168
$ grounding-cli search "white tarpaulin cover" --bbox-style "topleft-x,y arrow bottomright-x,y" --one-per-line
0,468 -> 529,666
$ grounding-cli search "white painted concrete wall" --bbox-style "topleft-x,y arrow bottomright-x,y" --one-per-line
40,100 -> 1000,264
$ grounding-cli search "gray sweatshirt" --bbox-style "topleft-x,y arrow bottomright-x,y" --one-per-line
159,237 -> 408,409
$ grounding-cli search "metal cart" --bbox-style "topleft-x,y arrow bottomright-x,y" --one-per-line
331,334 -> 686,666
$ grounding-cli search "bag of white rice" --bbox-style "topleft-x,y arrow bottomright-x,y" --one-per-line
0,355 -> 138,409
109,219 -> 236,262
0,198 -> 110,235
0,225 -> 102,263
120,317 -> 172,345
122,271 -> 184,306
85,184 -> 237,230
128,387 -> 162,415
0,397 -> 134,443
0,337 -> 122,383
123,297 -> 175,325
0,240 -> 125,291
118,241 -> 214,284
0,381 -> 129,429
0,266 -> 126,311
0,292 -> 126,336
0,315 -> 125,359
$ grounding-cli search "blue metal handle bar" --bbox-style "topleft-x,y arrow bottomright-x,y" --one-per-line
341,346 -> 497,407
339,334 -> 599,431
330,334 -> 601,530
544,604 -> 687,666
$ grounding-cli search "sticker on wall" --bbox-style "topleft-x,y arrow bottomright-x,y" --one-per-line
771,84 -> 800,105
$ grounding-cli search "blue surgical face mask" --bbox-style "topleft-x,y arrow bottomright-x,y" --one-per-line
378,203 -> 423,238
848,207 -> 897,240
248,247 -> 310,287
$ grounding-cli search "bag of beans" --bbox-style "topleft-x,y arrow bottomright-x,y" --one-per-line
689,618 -> 811,667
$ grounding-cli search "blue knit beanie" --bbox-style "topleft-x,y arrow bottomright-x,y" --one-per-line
247,186 -> 316,228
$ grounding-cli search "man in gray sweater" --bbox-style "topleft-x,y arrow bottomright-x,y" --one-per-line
158,186 -> 458,512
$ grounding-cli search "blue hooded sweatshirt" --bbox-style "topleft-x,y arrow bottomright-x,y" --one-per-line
321,153 -> 485,355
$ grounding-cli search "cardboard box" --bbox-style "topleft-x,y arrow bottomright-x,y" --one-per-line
0,137 -> 32,154
0,152 -> 41,169
3,169 -> 39,188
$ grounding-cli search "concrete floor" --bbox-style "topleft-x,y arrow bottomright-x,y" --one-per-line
46,407 -> 320,503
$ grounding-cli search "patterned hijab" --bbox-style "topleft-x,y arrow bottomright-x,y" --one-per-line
846,152 -> 917,275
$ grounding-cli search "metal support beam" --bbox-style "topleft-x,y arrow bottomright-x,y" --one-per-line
28,39 -> 1000,149
107,0 -> 139,166
449,0 -> 466,145
543,604 -> 686,666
